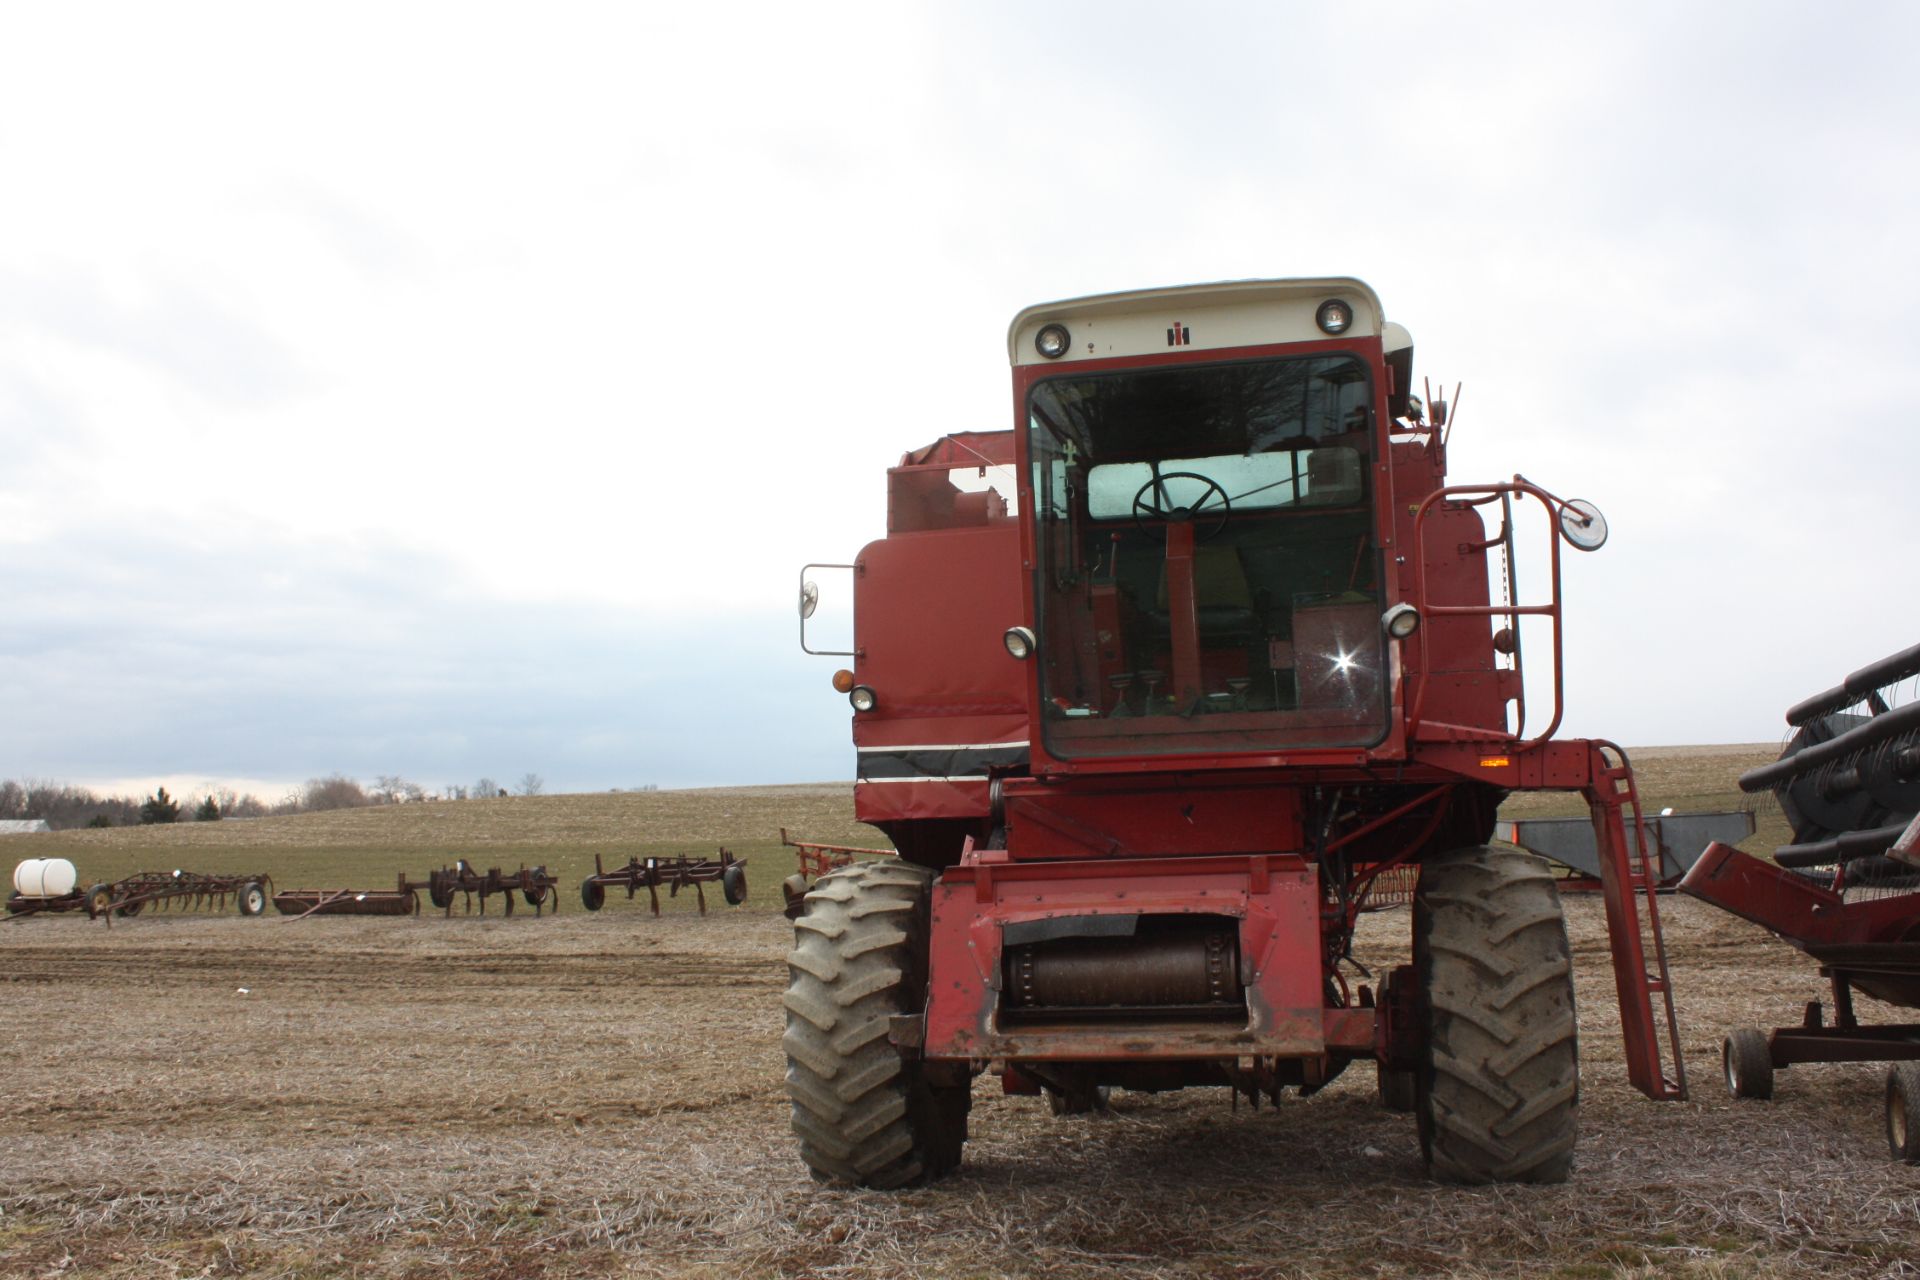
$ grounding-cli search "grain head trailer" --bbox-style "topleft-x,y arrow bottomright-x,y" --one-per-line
791,278 -> 1684,1188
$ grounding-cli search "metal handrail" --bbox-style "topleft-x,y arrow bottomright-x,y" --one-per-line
1406,476 -> 1569,752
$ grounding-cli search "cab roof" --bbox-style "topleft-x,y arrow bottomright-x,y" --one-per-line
1008,277 -> 1388,367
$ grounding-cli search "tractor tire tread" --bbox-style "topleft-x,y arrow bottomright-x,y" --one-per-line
783,861 -> 967,1188
1418,845 -> 1579,1185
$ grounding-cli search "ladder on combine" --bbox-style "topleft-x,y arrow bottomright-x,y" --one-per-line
1587,741 -> 1688,1100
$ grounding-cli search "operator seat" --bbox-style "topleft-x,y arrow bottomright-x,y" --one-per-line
1151,543 -> 1260,645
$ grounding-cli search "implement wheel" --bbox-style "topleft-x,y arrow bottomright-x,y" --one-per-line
1723,1030 -> 1774,1100
1415,844 -> 1578,1184
1888,1063 -> 1920,1163
84,884 -> 114,919
580,878 -> 606,911
783,860 -> 968,1188
237,881 -> 267,917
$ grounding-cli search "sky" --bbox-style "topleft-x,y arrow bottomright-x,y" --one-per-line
3,3 -> 1917,798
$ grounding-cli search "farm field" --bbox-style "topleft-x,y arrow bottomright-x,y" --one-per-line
4,746 -> 1918,1278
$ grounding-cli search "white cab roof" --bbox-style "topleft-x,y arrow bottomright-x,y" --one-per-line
1008,277 -> 1385,367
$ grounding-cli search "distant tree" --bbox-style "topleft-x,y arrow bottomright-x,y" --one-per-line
140,787 -> 180,825
303,774 -> 370,812
88,814 -> 113,828
473,777 -> 499,800
195,795 -> 221,821
518,773 -> 545,797
371,775 -> 426,804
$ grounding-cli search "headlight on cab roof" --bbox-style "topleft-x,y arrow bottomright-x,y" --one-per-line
1035,324 -> 1071,359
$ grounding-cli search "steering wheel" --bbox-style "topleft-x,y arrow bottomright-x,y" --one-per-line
1132,472 -> 1231,541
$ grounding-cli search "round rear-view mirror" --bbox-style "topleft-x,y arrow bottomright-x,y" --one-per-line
800,580 -> 820,619
1558,498 -> 1609,552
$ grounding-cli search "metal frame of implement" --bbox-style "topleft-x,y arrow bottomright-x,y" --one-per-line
6,869 -> 272,924
1679,640 -> 1920,1160
777,827 -> 894,917
579,849 -> 746,915
273,861 -> 561,919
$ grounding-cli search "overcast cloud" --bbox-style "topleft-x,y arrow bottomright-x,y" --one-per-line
3,3 -> 1916,796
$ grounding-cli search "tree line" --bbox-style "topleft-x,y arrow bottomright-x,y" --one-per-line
0,771 -> 550,831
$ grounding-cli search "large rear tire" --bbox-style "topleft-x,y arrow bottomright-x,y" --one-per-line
1415,844 -> 1578,1184
783,860 -> 968,1188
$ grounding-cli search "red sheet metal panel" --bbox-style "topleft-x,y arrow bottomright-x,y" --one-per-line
923,851 -> 1332,1062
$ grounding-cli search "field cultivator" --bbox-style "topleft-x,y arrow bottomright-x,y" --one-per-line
275,861 -> 561,919
579,850 -> 746,914
1498,810 -> 1754,892
1679,640 -> 1920,1161
8,861 -> 271,923
777,827 -> 893,916
420,861 -> 560,916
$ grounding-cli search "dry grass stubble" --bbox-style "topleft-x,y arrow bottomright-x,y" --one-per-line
3,753 -> 1917,1277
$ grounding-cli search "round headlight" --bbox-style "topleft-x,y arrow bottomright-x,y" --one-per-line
1315,299 -> 1353,335
1035,323 -> 1071,359
1382,603 -> 1421,639
1003,626 -> 1036,660
849,685 -> 878,712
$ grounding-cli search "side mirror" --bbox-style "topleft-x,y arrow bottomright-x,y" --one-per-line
798,563 -> 855,656
1557,499 -> 1609,552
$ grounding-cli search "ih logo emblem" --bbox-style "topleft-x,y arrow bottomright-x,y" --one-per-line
1167,321 -> 1190,347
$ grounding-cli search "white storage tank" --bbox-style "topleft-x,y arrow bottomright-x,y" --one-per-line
12,858 -> 79,899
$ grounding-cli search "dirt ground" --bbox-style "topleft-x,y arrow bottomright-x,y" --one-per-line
4,891 -> 1918,1279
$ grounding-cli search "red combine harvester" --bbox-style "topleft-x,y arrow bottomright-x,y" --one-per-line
790,278 -> 1685,1188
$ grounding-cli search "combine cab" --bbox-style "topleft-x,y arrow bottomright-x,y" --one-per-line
790,278 -> 1685,1187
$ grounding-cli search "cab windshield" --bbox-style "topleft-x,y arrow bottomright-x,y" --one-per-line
1027,355 -> 1388,758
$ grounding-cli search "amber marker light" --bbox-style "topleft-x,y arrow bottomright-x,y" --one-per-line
831,669 -> 856,693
